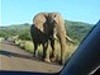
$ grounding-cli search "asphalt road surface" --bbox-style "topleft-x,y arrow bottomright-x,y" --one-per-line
0,41 -> 62,73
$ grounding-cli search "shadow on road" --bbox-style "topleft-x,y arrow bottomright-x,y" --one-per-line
1,41 -> 16,46
0,50 -> 60,65
0,50 -> 40,60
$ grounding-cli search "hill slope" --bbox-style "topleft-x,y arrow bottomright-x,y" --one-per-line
0,20 -> 93,43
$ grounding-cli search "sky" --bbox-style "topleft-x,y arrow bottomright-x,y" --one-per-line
1,0 -> 100,26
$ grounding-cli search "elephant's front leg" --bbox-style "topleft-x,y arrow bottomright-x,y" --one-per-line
50,38 -> 56,62
59,36 -> 67,65
42,43 -> 51,62
33,43 -> 38,57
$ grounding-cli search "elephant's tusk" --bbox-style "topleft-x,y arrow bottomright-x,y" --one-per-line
54,34 -> 57,39
66,35 -> 74,43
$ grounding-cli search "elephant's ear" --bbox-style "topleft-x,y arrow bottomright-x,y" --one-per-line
44,14 -> 48,20
52,13 -> 57,24
53,14 -> 57,18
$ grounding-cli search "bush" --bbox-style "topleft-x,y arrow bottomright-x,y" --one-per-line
24,41 -> 34,53
15,39 -> 21,45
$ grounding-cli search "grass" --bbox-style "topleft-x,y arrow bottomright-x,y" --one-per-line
14,39 -> 78,63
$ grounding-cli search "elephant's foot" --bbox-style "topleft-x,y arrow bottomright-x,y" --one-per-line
59,61 -> 63,65
33,54 -> 36,57
33,52 -> 37,57
50,57 -> 56,62
58,60 -> 65,65
44,58 -> 51,63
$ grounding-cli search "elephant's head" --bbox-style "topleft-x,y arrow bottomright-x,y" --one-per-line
43,13 -> 57,36
47,13 -> 56,23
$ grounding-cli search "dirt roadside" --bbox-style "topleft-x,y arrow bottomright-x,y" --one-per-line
0,41 -> 62,73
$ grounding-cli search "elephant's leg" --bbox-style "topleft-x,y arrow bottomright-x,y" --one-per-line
61,39 -> 67,65
33,43 -> 38,57
58,36 -> 67,65
50,38 -> 56,62
42,43 -> 50,62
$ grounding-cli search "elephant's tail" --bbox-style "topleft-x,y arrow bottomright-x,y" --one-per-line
66,35 -> 75,43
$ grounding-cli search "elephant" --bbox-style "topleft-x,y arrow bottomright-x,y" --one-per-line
30,12 -> 73,64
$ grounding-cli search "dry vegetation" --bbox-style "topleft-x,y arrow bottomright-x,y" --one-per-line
15,39 -> 78,62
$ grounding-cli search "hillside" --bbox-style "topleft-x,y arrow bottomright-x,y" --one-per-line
65,20 -> 93,43
0,20 -> 93,44
0,23 -> 31,40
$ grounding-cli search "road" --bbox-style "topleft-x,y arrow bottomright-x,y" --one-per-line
0,41 -> 62,73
